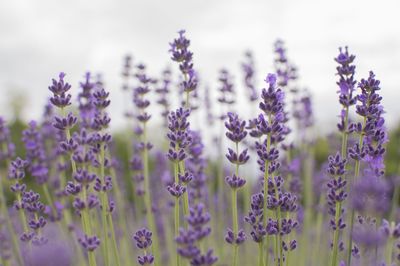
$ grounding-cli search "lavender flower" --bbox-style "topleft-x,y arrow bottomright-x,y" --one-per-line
22,121 -> 49,185
273,40 -> 297,88
169,30 -> 197,107
224,112 -> 248,265
335,47 -> 357,134
241,51 -> 258,102
0,117 -> 15,163
155,68 -> 172,128
134,228 -> 155,265
176,203 -> 217,266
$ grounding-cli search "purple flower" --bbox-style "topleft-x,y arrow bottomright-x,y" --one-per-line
167,108 -> 192,163
8,157 -> 29,180
22,121 -> 49,185
0,117 -> 16,161
273,40 -> 297,87
351,175 -> 389,214
225,175 -> 246,189
217,69 -> 235,107
335,47 -> 357,132
225,112 -> 247,143
155,67 -> 172,127
48,72 -> 72,108
169,30 -> 198,100
134,228 -> 154,265
241,50 -> 258,101
167,183 -> 186,198
134,228 -> 153,249
79,234 -> 100,252
245,193 -> 267,243
176,203 -> 216,264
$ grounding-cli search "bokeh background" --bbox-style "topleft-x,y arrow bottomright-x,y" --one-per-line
1,0 -> 399,132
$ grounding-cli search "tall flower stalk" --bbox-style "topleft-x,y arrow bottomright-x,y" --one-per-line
133,63 -> 160,266
0,118 -> 23,265
169,30 -> 197,109
247,74 -> 287,266
48,72 -> 98,266
91,87 -> 121,266
329,47 -> 357,266
166,108 -> 192,266
224,112 -> 248,266
134,228 -> 155,265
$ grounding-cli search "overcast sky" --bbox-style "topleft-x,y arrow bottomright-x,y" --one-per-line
1,0 -> 400,132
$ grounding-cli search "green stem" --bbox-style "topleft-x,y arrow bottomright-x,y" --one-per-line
142,122 -> 160,266
16,191 -> 29,234
174,162 -> 181,266
385,234 -> 394,266
232,188 -> 238,266
179,161 -> 190,219
81,185 -> 97,266
99,144 -> 110,266
346,117 -> 366,266
231,142 -> 240,266
312,196 -> 325,265
107,212 -> 121,266
330,106 -> 349,266
0,178 -> 23,266
175,197 -> 181,266
258,242 -> 265,266
390,165 -> 400,221
108,163 -> 131,265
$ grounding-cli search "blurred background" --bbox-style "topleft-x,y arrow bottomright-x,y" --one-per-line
0,0 -> 399,132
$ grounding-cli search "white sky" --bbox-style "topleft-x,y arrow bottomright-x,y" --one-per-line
1,0 -> 400,132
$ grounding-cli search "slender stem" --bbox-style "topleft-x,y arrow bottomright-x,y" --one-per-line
16,190 -> 29,234
390,164 -> 400,221
330,106 -> 349,266
185,91 -> 190,109
258,242 -> 265,266
263,131 -> 271,266
142,122 -> 160,266
385,234 -> 394,266
99,144 -> 110,266
0,177 -> 23,266
81,185 -> 97,266
173,162 -> 181,266
231,142 -> 240,266
107,212 -> 121,266
174,198 -> 181,266
108,162 -> 131,265
312,196 -> 325,265
179,161 -> 190,219
346,116 -> 366,266
231,188 -> 238,266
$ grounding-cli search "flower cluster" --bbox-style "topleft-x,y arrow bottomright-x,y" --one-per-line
155,68 -> 172,128
224,112 -> 248,248
134,228 -> 155,265
169,30 -> 197,95
0,117 -> 15,162
273,40 -> 297,88
217,69 -> 235,118
241,51 -> 258,102
187,130 -> 208,200
22,121 -> 49,185
353,71 -> 387,176
131,64 -> 154,196
335,47 -> 357,133
326,153 -> 347,231
166,108 -> 193,197
176,204 -> 217,265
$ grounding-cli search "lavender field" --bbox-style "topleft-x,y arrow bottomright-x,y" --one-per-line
1,1 -> 400,266
0,30 -> 399,266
